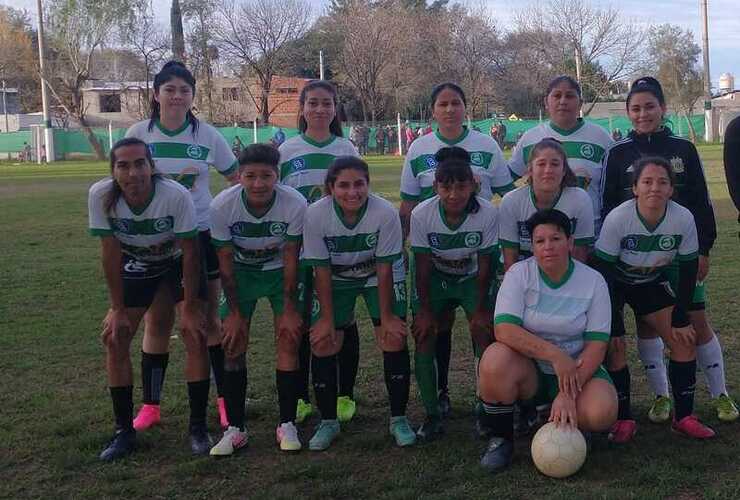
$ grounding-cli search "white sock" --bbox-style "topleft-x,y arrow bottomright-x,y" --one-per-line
637,337 -> 670,397
696,333 -> 728,398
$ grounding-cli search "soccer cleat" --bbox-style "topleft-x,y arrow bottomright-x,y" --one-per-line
648,395 -> 672,423
712,394 -> 739,422
295,399 -> 314,424
189,424 -> 214,455
210,426 -> 248,456
217,397 -> 229,430
608,419 -> 637,444
336,396 -> 357,423
416,415 -> 444,442
99,429 -> 136,462
133,404 -> 160,431
672,415 -> 715,439
389,416 -> 417,447
438,390 -> 451,419
480,436 -> 513,473
309,419 -> 340,451
276,422 -> 302,452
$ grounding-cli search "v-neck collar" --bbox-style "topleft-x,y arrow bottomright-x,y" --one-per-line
435,126 -> 469,145
529,185 -> 563,210
302,133 -> 336,148
126,180 -> 156,216
548,118 -> 585,136
538,258 -> 575,289
155,118 -> 190,137
636,201 -> 667,233
242,188 -> 276,219
438,200 -> 468,231
333,197 -> 368,230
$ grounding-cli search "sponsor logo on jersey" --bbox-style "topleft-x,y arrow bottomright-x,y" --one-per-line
470,152 -> 484,166
464,232 -> 481,248
425,156 -> 437,169
326,238 -> 337,252
124,259 -> 148,273
292,158 -> 306,171
624,236 -> 639,251
187,144 -> 203,159
670,156 -> 685,174
429,234 -> 440,248
658,235 -> 676,250
115,219 -> 131,233
580,144 -> 595,159
269,222 -> 287,236
365,233 -> 378,248
232,222 -> 250,236
154,217 -> 173,232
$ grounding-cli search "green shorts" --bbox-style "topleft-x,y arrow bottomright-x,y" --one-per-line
663,261 -> 706,311
312,281 -> 407,328
532,363 -> 613,405
219,267 -> 305,320
411,270 -> 495,317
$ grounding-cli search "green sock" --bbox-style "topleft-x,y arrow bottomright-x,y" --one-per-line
415,351 -> 440,417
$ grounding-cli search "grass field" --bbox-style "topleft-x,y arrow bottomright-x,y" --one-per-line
2,146 -> 739,499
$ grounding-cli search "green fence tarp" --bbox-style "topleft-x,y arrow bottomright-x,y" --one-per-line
0,114 -> 706,157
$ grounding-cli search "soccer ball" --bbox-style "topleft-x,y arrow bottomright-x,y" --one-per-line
530,422 -> 587,478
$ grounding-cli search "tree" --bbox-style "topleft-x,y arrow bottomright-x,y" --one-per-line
214,0 -> 311,125
171,0 -> 186,62
649,24 -> 704,142
0,7 -> 38,113
183,0 -> 219,122
45,0 -> 132,159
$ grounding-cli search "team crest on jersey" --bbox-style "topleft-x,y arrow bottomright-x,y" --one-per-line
470,152 -> 483,166
154,217 -> 172,232
425,156 -> 437,169
365,233 -> 378,248
269,222 -> 287,236
658,235 -> 676,251
464,232 -> 481,248
326,238 -> 337,252
187,144 -> 203,159
580,144 -> 595,159
624,236 -> 639,251
670,156 -> 685,174
114,219 -> 131,233
429,234 -> 441,248
292,158 -> 306,171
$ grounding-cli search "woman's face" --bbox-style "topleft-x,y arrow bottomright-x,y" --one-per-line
112,144 -> 153,200
432,88 -> 466,130
545,82 -> 581,127
154,76 -> 194,116
240,163 -> 277,207
330,168 -> 369,213
435,178 -> 476,215
301,87 -> 336,131
532,223 -> 572,270
529,147 -> 566,193
627,92 -> 666,135
632,163 -> 673,210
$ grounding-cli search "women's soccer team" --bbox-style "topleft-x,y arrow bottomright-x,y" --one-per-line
89,61 -> 738,472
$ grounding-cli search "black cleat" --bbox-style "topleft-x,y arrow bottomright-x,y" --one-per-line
480,436 -> 513,473
99,429 -> 136,462
189,424 -> 213,455
438,391 -> 451,419
416,415 -> 445,442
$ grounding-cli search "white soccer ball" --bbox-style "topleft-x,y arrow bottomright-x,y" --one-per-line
530,422 -> 587,478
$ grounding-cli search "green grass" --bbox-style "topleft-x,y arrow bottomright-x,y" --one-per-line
2,148 -> 740,499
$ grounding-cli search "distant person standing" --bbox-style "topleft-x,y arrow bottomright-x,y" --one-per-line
272,127 -> 286,147
232,136 -> 243,157
497,121 -> 507,149
405,123 -> 416,148
375,126 -> 385,155
723,116 -> 740,224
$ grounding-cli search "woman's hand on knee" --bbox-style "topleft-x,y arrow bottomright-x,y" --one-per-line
101,308 -> 132,348
550,393 -> 578,429
668,325 -> 696,348
378,314 -> 407,350
222,311 -> 248,358
411,308 -> 435,345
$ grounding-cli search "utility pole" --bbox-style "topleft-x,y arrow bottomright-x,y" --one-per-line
319,50 -> 325,80
575,45 -> 584,117
2,80 -> 9,133
37,0 -> 55,162
700,0 -> 714,142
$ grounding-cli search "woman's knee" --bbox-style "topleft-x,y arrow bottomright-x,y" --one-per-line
478,343 -> 527,400
577,380 -> 618,432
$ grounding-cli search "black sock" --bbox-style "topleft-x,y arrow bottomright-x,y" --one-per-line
435,329 -> 452,394
338,322 -> 360,399
187,379 -> 210,429
383,349 -> 410,417
480,400 -> 514,441
223,360 -> 247,430
297,332 -> 311,401
312,354 -> 338,420
141,352 -> 169,404
208,345 -> 226,398
669,359 -> 696,420
277,370 -> 299,423
110,386 -> 134,431
608,366 -> 633,420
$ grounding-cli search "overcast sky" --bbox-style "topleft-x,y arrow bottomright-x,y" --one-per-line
6,0 -> 739,89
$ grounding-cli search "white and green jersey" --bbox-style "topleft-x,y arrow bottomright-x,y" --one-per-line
508,120 -> 613,223
410,195 -> 499,283
88,177 -> 197,261
494,257 -> 611,375
278,134 -> 359,204
125,119 -> 238,230
400,128 -> 514,202
209,184 -> 306,271
302,193 -> 405,288
499,185 -> 594,257
595,199 -> 698,285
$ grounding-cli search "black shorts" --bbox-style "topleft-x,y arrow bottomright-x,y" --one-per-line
121,255 -> 207,309
199,230 -> 220,281
610,279 -> 676,338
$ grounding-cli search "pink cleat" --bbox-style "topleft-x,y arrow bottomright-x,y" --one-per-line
672,415 -> 715,439
217,397 -> 229,430
608,419 -> 637,444
133,404 -> 161,431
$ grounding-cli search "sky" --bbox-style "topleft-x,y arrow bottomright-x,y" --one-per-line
6,0 -> 739,90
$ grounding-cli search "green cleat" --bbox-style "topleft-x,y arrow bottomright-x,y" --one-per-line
309,419 -> 340,451
336,396 -> 357,423
296,398 -> 314,424
713,394 -> 739,422
389,416 -> 416,447
648,395 -> 672,423
416,415 -> 444,442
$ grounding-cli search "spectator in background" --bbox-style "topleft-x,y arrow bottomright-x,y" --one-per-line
385,125 -> 395,154
232,136 -> 243,157
424,121 -> 433,135
724,116 -> 740,222
498,121 -> 507,149
362,125 -> 370,156
272,127 -> 286,147
375,126 -> 385,155
349,124 -> 359,148
405,123 -> 416,148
